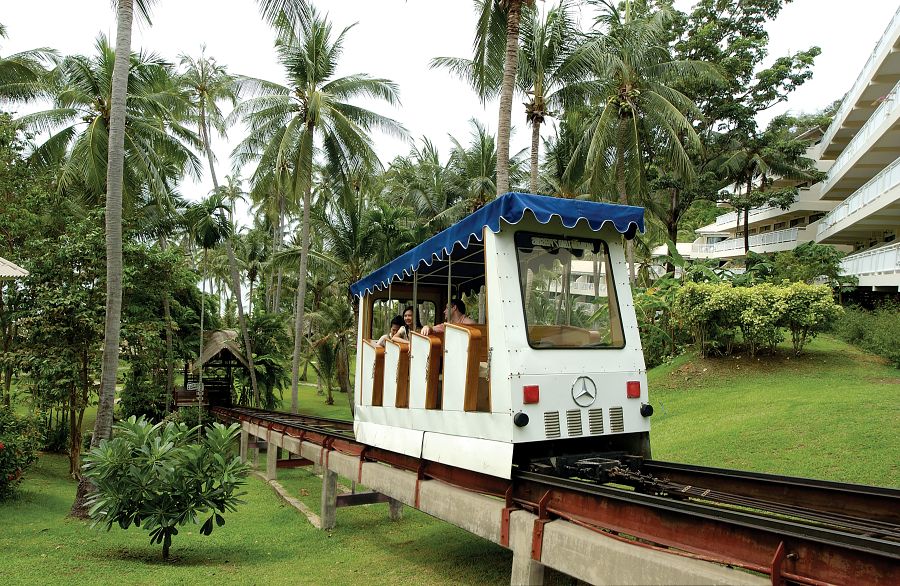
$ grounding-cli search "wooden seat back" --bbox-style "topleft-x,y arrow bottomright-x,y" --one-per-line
385,339 -> 410,408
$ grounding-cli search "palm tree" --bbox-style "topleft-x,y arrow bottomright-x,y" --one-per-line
385,138 -> 457,233
231,4 -> 406,413
564,0 -> 720,282
186,192 -> 233,413
517,1 -> 580,193
179,49 -> 260,406
0,22 -> 57,102
19,35 -> 202,209
68,0 -> 312,518
446,119 -> 526,218
432,0 -> 534,196
719,116 -> 825,253
69,0 -> 156,520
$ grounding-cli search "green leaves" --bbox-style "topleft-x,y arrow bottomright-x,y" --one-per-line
81,415 -> 250,560
672,282 -> 841,357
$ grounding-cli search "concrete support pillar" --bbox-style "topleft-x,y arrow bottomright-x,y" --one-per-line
250,442 -> 260,469
509,510 -> 544,586
266,441 -> 278,481
320,469 -> 338,530
388,498 -> 403,521
239,429 -> 249,463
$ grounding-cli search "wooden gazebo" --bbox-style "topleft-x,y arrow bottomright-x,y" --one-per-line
177,329 -> 251,408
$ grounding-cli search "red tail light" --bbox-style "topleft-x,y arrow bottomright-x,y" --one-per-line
523,385 -> 540,404
626,381 -> 641,399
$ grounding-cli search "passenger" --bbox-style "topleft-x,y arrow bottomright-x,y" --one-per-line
421,299 -> 475,336
377,315 -> 406,347
401,305 -> 421,337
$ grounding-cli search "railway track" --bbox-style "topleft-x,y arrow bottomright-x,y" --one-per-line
213,406 -> 900,584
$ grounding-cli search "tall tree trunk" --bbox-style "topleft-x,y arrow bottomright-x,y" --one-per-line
199,111 -> 259,407
159,237 -> 175,414
744,178 -> 752,253
1,283 -> 12,408
73,0 -> 133,518
496,0 -> 523,196
273,192 -> 285,312
529,115 -> 541,194
666,187 -> 679,274
616,118 -> 635,284
196,249 -> 208,436
290,131 -> 314,414
743,207 -> 750,253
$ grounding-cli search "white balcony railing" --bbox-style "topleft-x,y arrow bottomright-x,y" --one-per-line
822,79 -> 900,194
841,242 -> 900,277
819,5 -> 900,151
818,155 -> 900,236
713,205 -> 781,228
693,227 -> 800,255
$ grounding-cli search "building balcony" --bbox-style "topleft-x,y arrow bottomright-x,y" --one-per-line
692,226 -> 814,259
820,6 -> 900,159
817,154 -> 900,244
840,242 -> 900,291
820,79 -> 900,201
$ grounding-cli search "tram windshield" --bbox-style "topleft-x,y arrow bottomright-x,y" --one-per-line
515,232 -> 624,349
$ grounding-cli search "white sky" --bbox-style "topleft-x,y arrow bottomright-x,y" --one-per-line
3,0 -> 899,215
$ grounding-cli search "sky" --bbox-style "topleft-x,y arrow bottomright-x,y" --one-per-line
3,0 -> 899,214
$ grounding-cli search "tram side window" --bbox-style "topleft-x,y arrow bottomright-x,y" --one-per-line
515,232 -> 625,349
369,299 -> 436,338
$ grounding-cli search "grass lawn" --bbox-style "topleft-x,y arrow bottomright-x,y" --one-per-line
0,454 -> 515,586
648,335 -> 900,487
1,334 -> 896,583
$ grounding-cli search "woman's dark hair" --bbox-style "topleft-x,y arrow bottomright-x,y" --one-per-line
402,305 -> 422,328
390,315 -> 405,329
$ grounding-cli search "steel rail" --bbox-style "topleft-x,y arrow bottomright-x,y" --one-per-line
643,460 -> 900,526
511,473 -> 899,585
213,406 -> 900,584
655,479 -> 900,542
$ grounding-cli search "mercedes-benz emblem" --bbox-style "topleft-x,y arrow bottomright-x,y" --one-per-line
571,376 -> 597,407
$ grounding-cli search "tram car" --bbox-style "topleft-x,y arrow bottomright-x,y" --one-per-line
350,193 -> 652,479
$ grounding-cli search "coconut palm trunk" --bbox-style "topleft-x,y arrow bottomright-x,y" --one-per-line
496,0 -> 523,196
198,107 -> 260,406
159,237 -> 175,414
529,116 -> 541,193
615,118 -> 636,284
71,0 -> 134,518
290,131 -> 314,414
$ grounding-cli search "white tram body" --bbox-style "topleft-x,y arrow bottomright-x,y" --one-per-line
352,193 -> 651,479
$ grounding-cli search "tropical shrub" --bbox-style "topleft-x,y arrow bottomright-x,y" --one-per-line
634,287 -> 676,368
82,416 -> 249,559
780,283 -> 842,354
672,282 -> 743,357
0,407 -> 42,500
833,304 -> 900,368
671,282 -> 842,358
739,283 -> 786,356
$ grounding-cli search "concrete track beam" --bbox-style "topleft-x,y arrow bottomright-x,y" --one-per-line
538,517 -> 764,585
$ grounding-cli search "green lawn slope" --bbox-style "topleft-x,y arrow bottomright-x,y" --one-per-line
648,335 -> 899,488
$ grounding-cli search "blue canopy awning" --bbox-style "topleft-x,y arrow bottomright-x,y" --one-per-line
350,192 -> 644,297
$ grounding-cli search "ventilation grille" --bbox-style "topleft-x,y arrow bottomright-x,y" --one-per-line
609,406 -> 624,433
588,408 -> 604,435
544,411 -> 561,439
566,410 -> 583,437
